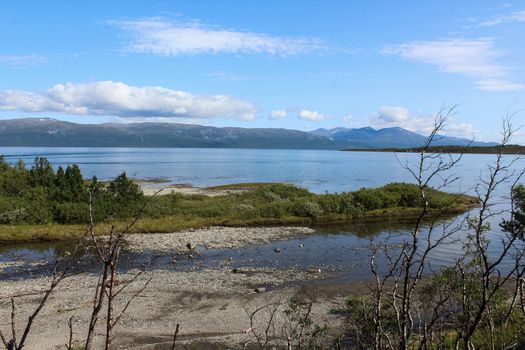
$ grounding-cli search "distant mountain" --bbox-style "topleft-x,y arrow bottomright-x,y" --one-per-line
0,118 -> 348,149
0,118 -> 496,149
310,127 -> 495,148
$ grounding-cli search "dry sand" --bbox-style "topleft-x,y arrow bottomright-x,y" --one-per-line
140,183 -> 249,197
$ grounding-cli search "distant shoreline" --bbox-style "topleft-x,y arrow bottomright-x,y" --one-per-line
342,145 -> 525,155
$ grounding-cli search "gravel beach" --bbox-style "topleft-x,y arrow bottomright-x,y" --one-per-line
0,226 -> 349,349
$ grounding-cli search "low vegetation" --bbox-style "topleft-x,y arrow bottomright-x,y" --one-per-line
0,156 -> 477,243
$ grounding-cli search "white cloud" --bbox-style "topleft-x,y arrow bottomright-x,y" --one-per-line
0,55 -> 47,68
375,106 -> 410,123
474,79 -> 525,91
365,106 -> 478,138
367,106 -> 427,131
269,109 -> 287,120
206,71 -> 253,81
383,38 -> 523,91
109,18 -> 325,56
0,81 -> 257,121
298,110 -> 328,121
479,10 -> 525,26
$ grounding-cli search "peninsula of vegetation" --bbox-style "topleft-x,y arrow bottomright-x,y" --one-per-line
342,144 -> 525,154
0,156 -> 477,243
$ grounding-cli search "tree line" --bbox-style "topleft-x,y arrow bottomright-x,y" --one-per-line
0,156 -> 144,224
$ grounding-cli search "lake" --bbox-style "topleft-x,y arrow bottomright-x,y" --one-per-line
0,147 -> 517,194
1,147 -> 524,282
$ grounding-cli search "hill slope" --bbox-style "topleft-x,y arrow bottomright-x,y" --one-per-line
310,127 -> 494,148
0,118 -> 496,149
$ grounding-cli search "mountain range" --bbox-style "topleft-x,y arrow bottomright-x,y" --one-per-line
0,118 -> 496,149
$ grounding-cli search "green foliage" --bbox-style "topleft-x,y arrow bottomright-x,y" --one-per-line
0,157 -> 145,225
284,298 -> 329,349
53,202 -> 90,224
501,184 -> 525,239
417,266 -> 525,349
291,200 -> 324,218
0,207 -> 28,224
346,294 -> 398,348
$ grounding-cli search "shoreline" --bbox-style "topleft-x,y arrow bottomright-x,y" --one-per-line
0,206 -> 473,244
0,226 -> 357,349
342,144 -> 525,155
0,182 -> 479,244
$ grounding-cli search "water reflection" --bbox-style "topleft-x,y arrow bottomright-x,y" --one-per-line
1,213 -> 520,283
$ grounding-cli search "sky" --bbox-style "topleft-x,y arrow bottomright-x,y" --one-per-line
0,1 -> 524,143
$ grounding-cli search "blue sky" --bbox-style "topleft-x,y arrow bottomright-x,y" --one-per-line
0,1 -> 524,143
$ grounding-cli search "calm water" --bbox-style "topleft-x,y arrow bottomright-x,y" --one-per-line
1,147 -> 524,282
0,147 -> 516,194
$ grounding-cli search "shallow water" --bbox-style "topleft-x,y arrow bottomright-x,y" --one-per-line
0,218 -> 519,283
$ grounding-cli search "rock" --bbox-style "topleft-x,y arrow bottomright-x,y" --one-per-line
255,287 -> 266,293
274,247 -> 281,253
307,267 -> 322,273
299,244 -> 304,247
232,268 -> 240,273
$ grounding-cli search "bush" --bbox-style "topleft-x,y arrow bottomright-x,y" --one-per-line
339,192 -> 359,214
317,194 -> 341,214
258,202 -> 286,218
253,183 -> 311,201
382,183 -> 421,207
291,200 -> 323,218
0,208 -> 29,224
53,202 -> 90,224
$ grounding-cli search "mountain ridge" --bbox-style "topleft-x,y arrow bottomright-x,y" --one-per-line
0,118 -> 497,149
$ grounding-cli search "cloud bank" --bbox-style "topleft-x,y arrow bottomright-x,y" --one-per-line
383,38 -> 524,91
365,106 -> 478,138
109,18 -> 325,56
0,81 -> 256,121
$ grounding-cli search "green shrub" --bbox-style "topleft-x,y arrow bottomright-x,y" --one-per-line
258,202 -> 286,218
291,200 -> 323,218
253,183 -> 311,200
317,194 -> 341,214
53,202 -> 90,224
0,208 -> 29,224
382,183 -> 420,206
338,192 -> 359,214
354,188 -> 387,210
